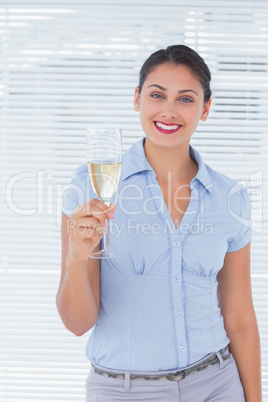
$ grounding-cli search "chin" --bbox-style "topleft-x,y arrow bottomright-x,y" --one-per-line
145,134 -> 186,149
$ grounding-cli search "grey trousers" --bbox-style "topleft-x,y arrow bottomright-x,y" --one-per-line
85,351 -> 245,402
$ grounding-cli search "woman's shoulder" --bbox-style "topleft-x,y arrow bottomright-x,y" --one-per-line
65,164 -> 89,189
205,162 -> 247,194
71,163 -> 88,178
191,145 -> 247,196
61,164 -> 91,217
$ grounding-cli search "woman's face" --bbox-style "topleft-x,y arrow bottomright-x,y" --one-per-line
134,63 -> 211,149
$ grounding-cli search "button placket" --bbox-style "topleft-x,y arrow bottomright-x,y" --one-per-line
170,238 -> 188,367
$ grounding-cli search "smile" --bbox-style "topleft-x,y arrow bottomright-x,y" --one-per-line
154,121 -> 182,134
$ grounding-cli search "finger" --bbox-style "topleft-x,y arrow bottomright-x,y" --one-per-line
107,203 -> 116,219
72,225 -> 104,239
89,227 -> 104,243
67,217 -> 101,236
72,216 -> 105,229
74,209 -> 108,228
72,217 -> 104,235
68,217 -> 107,238
90,200 -> 116,221
71,199 -> 114,220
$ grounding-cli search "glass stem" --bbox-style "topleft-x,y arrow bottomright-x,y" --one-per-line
103,201 -> 110,251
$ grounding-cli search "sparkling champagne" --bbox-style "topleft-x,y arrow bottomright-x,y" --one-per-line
88,162 -> 122,202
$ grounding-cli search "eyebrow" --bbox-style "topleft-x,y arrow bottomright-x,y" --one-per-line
147,84 -> 198,96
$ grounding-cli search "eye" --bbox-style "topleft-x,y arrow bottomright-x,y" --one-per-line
180,97 -> 193,103
150,93 -> 164,99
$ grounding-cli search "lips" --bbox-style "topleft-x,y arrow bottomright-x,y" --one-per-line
154,121 -> 182,134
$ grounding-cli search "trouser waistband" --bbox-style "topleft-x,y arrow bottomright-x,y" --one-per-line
91,346 -> 231,382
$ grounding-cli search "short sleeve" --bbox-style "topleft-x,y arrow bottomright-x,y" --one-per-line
227,185 -> 252,252
61,165 -> 92,218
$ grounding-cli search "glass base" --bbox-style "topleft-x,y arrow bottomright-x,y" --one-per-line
89,248 -> 121,259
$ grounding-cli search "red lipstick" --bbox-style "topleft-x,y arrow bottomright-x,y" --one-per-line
154,121 -> 182,135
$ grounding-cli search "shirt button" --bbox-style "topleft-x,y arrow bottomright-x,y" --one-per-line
173,276 -> 179,282
173,240 -> 180,247
180,346 -> 186,352
176,310 -> 182,316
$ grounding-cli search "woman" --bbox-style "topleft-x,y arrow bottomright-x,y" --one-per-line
56,45 -> 262,401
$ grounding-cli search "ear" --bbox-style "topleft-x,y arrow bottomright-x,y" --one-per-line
134,86 -> 140,111
200,98 -> 212,121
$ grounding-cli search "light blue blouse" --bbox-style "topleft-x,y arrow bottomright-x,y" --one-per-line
62,138 -> 252,371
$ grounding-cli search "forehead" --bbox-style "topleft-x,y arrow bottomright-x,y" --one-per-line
145,63 -> 203,90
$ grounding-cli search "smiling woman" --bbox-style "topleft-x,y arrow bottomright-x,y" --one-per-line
1,1 -> 268,401
57,45 -> 262,402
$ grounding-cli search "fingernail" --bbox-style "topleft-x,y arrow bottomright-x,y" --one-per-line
103,219 -> 108,227
107,211 -> 114,219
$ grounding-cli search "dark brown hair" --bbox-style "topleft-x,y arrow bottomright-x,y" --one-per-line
138,45 -> 212,102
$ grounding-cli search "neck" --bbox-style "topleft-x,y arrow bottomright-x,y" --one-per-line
144,138 -> 198,184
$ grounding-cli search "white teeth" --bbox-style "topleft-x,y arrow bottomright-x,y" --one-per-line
155,122 -> 180,130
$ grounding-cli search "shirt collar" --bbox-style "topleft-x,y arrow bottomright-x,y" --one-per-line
121,138 -> 154,180
121,138 -> 213,194
189,144 -> 213,194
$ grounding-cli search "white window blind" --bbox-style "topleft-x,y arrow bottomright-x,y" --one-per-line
1,1 -> 268,400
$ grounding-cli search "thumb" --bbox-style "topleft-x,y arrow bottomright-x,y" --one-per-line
107,203 -> 116,218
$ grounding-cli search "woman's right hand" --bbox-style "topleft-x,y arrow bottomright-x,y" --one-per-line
67,199 -> 115,263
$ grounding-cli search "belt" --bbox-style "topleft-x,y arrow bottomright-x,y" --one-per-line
91,347 -> 231,382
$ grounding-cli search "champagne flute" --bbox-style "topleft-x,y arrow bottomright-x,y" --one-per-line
86,128 -> 122,259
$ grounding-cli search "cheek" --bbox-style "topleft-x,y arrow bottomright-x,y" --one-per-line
187,105 -> 204,122
140,104 -> 154,121
181,107 -> 196,121
139,110 -> 151,130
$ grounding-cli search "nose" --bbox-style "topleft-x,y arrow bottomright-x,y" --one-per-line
160,102 -> 178,119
